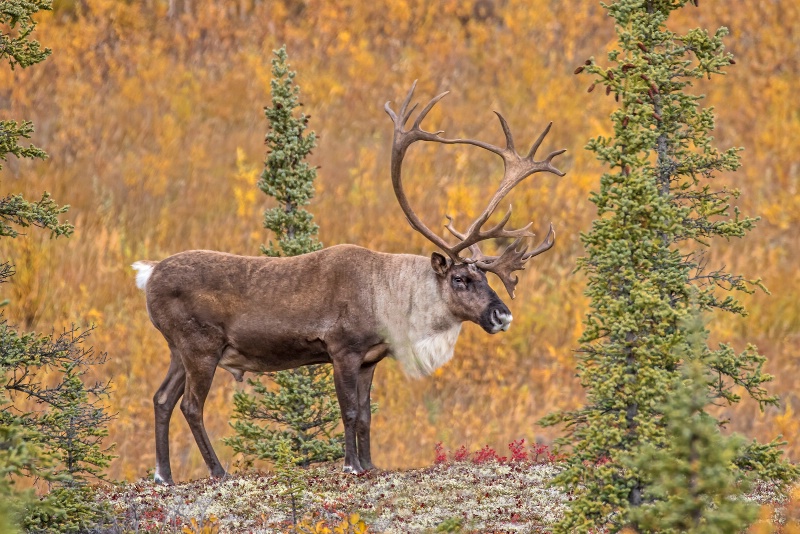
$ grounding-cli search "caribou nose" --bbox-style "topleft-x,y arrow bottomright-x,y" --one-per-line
491,309 -> 513,332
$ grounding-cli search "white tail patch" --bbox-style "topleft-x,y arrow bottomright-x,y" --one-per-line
131,261 -> 157,290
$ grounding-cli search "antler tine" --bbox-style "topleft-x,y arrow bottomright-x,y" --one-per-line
526,121 -> 552,159
445,206 -> 535,258
444,214 -> 466,240
445,215 -> 485,261
397,80 -> 418,126
522,223 -> 556,260
474,238 -> 529,299
527,122 -> 567,177
467,224 -> 556,298
385,81 -> 414,123
448,202 -> 536,258
494,112 -> 515,152
477,223 -> 556,263
543,149 -> 568,177
484,208 -> 535,239
412,92 -> 450,130
402,103 -> 419,127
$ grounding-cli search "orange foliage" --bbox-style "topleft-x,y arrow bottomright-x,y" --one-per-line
2,0 -> 798,481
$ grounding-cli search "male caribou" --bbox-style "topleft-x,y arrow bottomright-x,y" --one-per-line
132,83 -> 566,483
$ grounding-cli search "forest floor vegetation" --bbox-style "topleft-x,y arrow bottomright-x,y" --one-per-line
89,442 -> 791,533
98,461 -> 564,532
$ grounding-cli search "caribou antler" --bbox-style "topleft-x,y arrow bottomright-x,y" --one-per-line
384,81 -> 566,298
445,221 -> 556,298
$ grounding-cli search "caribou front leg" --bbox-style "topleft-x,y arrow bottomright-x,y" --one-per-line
356,362 -> 377,471
332,353 -> 364,474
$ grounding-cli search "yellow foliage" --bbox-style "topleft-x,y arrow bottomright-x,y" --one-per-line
232,147 -> 260,219
182,515 -> 220,534
292,512 -> 368,534
776,403 -> 800,442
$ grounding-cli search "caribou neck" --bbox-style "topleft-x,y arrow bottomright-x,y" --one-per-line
373,254 -> 462,378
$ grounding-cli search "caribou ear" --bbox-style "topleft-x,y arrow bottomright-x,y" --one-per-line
430,252 -> 451,277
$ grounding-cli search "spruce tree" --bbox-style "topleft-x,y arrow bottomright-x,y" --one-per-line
225,46 -> 344,468
0,0 -> 70,242
625,323 -> 759,533
541,1 -> 797,531
259,46 -> 322,259
225,365 -> 343,468
1,325 -> 115,484
2,325 -> 117,532
0,2 -> 116,530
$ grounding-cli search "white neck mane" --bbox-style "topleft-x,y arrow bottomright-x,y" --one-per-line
373,255 -> 462,378
402,324 -> 462,378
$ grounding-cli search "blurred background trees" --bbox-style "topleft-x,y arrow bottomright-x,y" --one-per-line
0,0 -> 797,483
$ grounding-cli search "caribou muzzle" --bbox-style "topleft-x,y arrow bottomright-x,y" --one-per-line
480,301 -> 513,334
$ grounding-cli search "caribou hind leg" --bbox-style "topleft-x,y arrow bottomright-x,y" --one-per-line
176,338 -> 227,479
356,362 -> 377,471
153,349 -> 186,485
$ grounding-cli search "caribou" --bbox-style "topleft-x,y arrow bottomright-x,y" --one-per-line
132,83 -> 566,483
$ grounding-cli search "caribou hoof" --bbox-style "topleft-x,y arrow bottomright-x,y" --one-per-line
342,464 -> 364,475
153,472 -> 174,486
210,469 -> 228,480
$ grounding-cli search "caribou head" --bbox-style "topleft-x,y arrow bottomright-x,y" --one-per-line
431,255 -> 512,334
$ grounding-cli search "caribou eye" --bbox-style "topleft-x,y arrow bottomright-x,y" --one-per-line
452,276 -> 467,288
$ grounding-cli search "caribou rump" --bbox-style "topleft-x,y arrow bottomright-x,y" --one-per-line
132,83 -> 566,483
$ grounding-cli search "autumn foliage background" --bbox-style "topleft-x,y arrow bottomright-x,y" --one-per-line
2,0 -> 798,482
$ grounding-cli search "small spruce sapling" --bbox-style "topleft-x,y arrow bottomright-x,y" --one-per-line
226,365 -> 343,468
273,440 -> 308,526
226,46 -> 345,469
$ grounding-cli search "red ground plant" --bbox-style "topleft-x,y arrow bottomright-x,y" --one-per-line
433,440 -> 559,465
